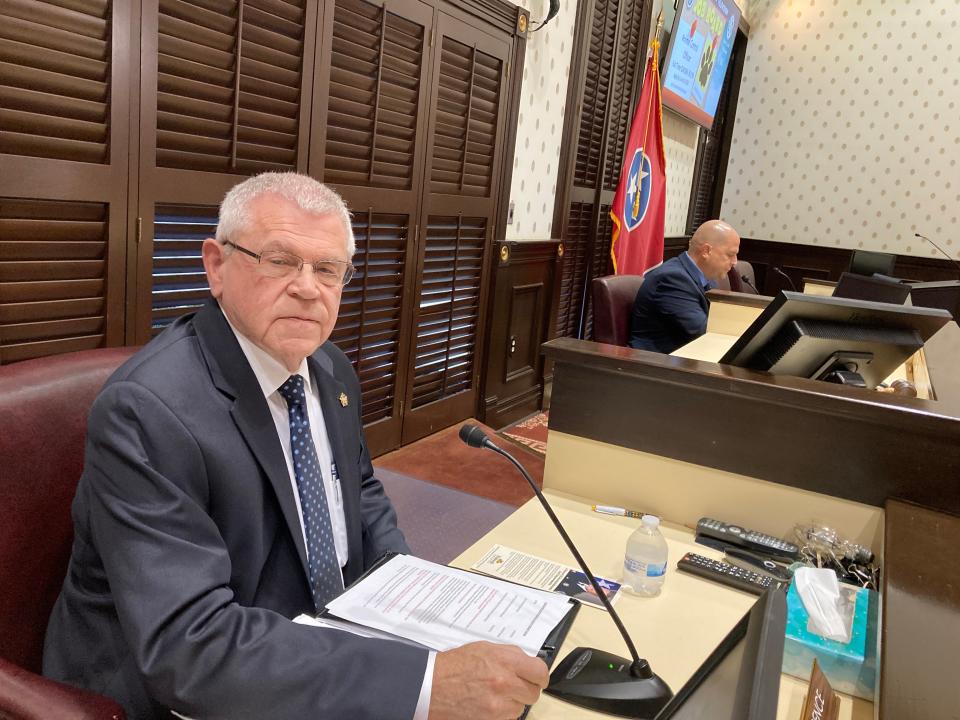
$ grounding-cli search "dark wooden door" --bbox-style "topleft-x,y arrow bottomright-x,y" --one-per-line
309,0 -> 435,452
400,11 -> 511,443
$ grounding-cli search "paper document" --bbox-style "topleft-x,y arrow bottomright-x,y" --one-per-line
324,554 -> 572,656
471,544 -> 622,609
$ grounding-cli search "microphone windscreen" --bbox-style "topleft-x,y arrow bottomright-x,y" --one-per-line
458,423 -> 488,448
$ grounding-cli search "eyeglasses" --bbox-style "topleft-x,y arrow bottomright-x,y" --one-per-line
223,240 -> 355,287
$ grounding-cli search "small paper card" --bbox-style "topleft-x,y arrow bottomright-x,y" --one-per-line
800,659 -> 841,720
471,544 -> 621,609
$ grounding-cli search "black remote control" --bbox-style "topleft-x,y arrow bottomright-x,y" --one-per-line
696,517 -> 800,559
676,553 -> 781,595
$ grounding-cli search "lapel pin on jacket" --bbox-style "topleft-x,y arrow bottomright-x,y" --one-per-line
339,392 -> 349,407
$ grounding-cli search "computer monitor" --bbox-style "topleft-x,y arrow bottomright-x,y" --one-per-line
848,250 -> 896,277
910,280 -> 960,320
655,588 -> 787,720
832,272 -> 910,305
719,292 -> 951,389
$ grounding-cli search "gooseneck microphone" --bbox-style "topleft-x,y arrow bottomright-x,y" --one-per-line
771,266 -> 796,292
459,424 -> 673,718
739,273 -> 759,293
914,232 -> 960,275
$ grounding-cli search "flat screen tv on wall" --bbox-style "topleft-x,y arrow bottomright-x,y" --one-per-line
660,0 -> 742,130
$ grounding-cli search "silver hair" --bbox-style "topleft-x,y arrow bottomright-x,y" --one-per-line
215,172 -> 355,256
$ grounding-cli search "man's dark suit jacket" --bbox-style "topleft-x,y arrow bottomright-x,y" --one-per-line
43,300 -> 427,719
628,253 -> 710,354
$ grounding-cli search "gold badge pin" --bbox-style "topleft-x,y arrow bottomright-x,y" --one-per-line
339,392 -> 349,407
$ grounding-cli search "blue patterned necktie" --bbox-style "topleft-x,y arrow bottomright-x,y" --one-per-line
278,374 -> 343,611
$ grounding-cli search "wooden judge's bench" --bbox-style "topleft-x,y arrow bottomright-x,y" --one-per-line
454,290 -> 960,719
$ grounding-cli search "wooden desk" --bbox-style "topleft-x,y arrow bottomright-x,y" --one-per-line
880,500 -> 960,720
540,338 -> 960,719
452,492 -> 872,719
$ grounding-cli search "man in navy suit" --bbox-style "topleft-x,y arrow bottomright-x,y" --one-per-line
628,220 -> 741,353
43,173 -> 547,719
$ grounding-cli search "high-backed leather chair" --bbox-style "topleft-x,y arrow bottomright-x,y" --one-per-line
591,274 -> 644,345
0,347 -> 138,719
715,260 -> 759,294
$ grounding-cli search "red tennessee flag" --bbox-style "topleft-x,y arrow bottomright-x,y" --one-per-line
610,40 -> 666,275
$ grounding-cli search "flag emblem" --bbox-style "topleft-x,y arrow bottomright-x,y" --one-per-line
624,149 -> 652,231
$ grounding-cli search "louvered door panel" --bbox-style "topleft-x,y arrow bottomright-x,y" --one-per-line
236,0 -> 305,171
555,201 -> 592,339
155,0 -> 305,174
409,215 -> 485,409
0,0 -> 111,163
0,0 -> 128,364
400,12 -> 509,444
156,0 -> 237,172
151,205 -> 217,336
603,0 -> 644,191
430,36 -> 502,197
136,0 -> 312,343
324,0 -> 425,190
583,204 -> 614,340
574,0 -> 618,189
0,198 -> 109,363
331,211 -> 408,425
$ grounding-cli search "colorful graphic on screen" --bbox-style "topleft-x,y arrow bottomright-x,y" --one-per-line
661,0 -> 741,129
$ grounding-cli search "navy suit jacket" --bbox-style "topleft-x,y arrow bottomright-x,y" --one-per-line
43,300 -> 427,719
628,253 -> 710,353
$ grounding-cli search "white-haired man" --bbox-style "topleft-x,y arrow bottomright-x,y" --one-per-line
43,173 -> 547,719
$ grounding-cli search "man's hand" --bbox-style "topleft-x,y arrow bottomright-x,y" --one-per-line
428,641 -> 550,720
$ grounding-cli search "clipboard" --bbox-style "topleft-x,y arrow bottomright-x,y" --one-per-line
319,552 -> 581,655
317,552 -> 581,712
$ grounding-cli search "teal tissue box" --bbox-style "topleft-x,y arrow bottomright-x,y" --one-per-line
782,582 -> 878,700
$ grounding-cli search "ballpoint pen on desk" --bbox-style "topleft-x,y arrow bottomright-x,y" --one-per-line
592,505 -> 645,520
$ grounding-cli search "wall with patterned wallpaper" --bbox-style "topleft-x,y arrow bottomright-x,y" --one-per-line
504,1 -> 575,241
662,108 -> 700,235
723,0 -> 960,260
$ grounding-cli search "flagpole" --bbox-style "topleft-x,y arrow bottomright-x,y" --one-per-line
633,14 -> 664,219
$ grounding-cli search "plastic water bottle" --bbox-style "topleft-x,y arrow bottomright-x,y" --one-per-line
623,515 -> 668,597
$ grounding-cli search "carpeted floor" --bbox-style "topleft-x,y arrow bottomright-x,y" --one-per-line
376,467 -> 515,564
498,411 -> 549,457
374,419 -> 544,507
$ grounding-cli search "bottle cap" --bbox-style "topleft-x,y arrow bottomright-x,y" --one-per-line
641,514 -> 660,528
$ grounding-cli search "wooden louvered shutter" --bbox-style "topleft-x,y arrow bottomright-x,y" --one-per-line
133,0 -> 314,342
602,0 -> 645,191
555,202 -> 593,339
151,206 -> 218,336
401,13 -> 510,444
582,204 -> 614,339
310,0 -> 433,453
574,0 -> 618,189
0,0 -> 131,363
552,0 -> 652,341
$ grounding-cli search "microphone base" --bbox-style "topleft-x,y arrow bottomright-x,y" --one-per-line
545,647 -> 673,719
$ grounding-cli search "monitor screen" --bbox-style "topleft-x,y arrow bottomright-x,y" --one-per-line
719,291 -> 952,389
660,0 -> 741,129
655,588 -> 787,720
832,272 -> 910,305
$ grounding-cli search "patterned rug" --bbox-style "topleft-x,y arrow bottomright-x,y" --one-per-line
499,411 -> 549,457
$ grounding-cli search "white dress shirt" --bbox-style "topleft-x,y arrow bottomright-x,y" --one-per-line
223,315 -> 434,720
